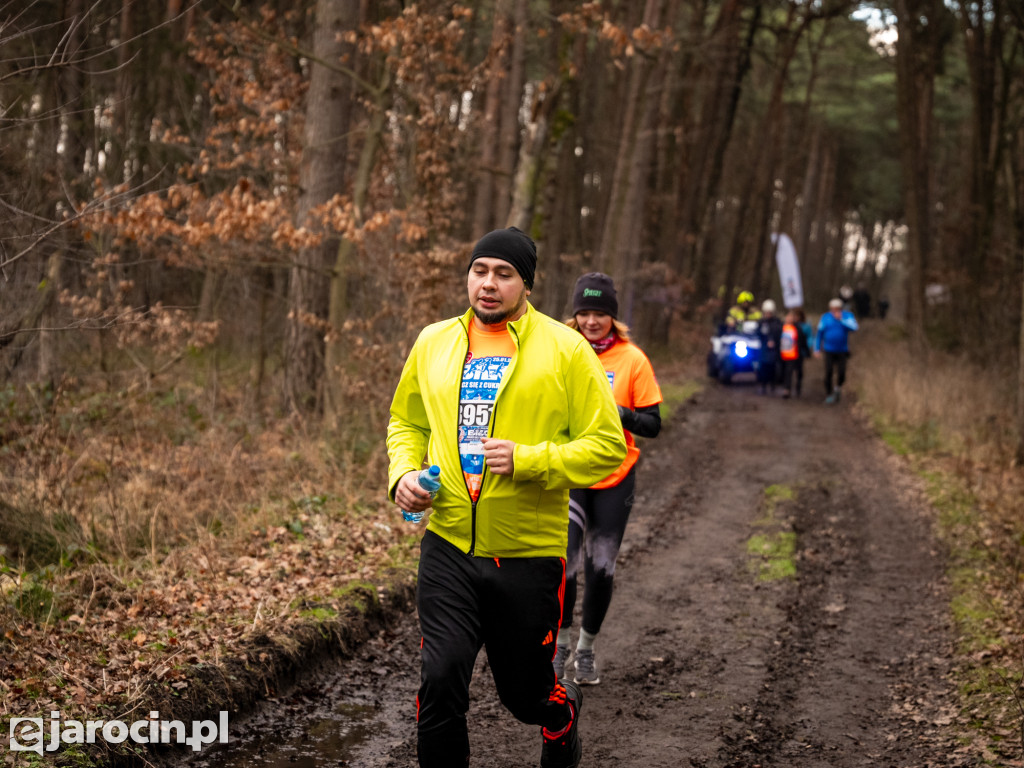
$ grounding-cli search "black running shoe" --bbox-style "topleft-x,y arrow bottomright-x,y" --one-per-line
540,679 -> 582,768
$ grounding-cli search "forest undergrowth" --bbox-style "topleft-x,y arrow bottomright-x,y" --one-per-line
852,321 -> 1024,763
0,351 -> 426,766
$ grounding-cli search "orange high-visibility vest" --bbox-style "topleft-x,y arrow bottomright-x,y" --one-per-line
780,323 -> 799,361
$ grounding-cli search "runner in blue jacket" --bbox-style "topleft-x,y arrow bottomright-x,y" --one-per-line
814,298 -> 859,404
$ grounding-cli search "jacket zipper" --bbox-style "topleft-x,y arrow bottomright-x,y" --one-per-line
457,318 -> 480,556
469,499 -> 478,556
463,315 -> 520,557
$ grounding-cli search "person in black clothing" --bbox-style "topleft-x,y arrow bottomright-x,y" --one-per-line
756,299 -> 783,395
853,284 -> 871,319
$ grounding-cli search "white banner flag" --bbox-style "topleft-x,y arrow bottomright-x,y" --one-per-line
772,233 -> 804,309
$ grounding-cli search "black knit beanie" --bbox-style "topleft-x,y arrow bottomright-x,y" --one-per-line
572,272 -> 618,318
468,227 -> 538,289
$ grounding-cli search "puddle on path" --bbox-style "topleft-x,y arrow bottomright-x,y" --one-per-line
190,680 -> 384,768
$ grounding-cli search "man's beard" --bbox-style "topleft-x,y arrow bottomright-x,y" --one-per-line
472,291 -> 526,325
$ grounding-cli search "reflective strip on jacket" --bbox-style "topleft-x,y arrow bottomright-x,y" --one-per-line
386,303 -> 627,559
728,306 -> 762,322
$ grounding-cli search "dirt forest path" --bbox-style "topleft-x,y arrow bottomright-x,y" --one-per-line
194,374 -> 975,768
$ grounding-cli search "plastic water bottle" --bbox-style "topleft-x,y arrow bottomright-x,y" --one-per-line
402,465 -> 441,523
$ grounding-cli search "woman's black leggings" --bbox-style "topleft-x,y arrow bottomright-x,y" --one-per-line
782,358 -> 804,395
560,467 -> 636,636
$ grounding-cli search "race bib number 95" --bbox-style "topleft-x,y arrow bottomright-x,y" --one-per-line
460,402 -> 493,428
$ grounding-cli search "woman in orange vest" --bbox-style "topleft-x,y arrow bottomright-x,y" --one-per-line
780,308 -> 811,398
554,272 -> 663,686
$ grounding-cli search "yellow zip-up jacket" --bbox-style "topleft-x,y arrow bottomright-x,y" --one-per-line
387,304 -> 627,559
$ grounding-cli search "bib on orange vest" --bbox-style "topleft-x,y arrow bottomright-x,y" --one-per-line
780,323 -> 799,361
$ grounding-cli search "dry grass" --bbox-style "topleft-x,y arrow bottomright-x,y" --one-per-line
0,360 -> 406,676
0,372 -> 392,571
851,321 -> 1017,465
850,319 -> 1024,761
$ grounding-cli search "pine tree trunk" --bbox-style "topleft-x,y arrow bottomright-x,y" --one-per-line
1015,115 -> 1024,464
324,75 -> 388,432
494,0 -> 528,225
1018,264 -> 1024,464
284,0 -> 357,414
38,251 -> 63,391
595,0 -> 664,289
471,0 -> 510,235
894,0 -> 950,355
684,0 -> 761,307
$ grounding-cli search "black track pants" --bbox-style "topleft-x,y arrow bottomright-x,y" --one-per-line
415,530 -> 570,768
561,468 -> 636,636
823,351 -> 849,394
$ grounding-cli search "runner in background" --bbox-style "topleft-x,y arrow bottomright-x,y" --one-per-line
556,272 -> 663,686
756,299 -> 783,395
780,308 -> 811,399
814,297 -> 859,404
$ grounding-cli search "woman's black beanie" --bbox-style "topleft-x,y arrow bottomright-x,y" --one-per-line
468,226 -> 537,289
572,272 -> 618,318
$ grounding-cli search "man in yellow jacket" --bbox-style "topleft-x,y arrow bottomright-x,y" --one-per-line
726,290 -> 762,327
387,226 -> 626,768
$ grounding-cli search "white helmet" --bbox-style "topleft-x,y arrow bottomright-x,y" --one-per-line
761,299 -> 776,313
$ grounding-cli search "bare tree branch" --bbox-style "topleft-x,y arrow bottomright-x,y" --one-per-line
0,168 -> 169,277
0,0 -> 204,85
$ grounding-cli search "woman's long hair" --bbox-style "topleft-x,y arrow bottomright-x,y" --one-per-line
564,315 -> 633,342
